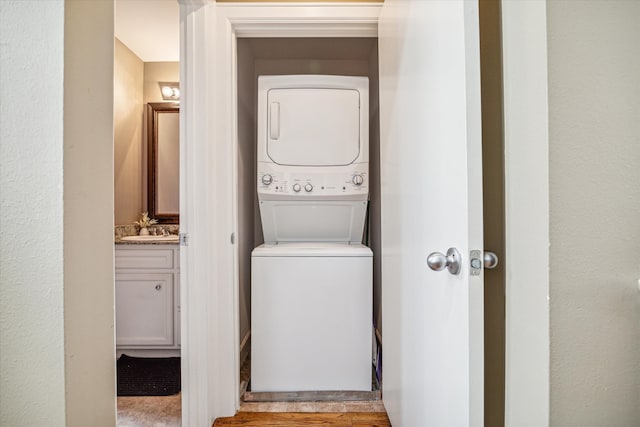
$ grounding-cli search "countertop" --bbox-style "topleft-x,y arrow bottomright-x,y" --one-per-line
114,224 -> 180,245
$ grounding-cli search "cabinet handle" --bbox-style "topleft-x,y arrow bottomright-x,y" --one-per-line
155,284 -> 162,291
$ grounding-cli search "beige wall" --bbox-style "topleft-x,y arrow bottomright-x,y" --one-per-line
63,0 -> 117,425
0,1 -> 67,425
548,1 -> 640,425
142,62 -> 180,213
114,59 -> 178,224
114,39 -> 144,225
144,62 -> 180,104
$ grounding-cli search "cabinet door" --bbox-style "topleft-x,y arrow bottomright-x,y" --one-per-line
115,273 -> 174,346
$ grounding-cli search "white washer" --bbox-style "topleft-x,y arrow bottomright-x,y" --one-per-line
251,243 -> 372,392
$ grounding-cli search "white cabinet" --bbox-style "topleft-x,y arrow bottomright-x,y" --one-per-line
115,245 -> 180,350
116,273 -> 174,346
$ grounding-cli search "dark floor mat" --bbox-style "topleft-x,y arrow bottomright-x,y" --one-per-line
117,354 -> 181,396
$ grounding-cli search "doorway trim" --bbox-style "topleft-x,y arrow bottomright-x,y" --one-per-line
501,1 -> 550,425
178,2 -> 381,425
178,1 -> 550,425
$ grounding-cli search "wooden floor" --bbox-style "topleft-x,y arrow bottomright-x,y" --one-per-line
213,412 -> 391,426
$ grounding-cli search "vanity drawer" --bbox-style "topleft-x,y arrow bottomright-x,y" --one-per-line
115,248 -> 174,270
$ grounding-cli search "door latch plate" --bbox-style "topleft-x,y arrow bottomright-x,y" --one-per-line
470,250 -> 482,276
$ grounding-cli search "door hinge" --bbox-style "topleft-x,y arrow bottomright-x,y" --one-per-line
179,233 -> 189,246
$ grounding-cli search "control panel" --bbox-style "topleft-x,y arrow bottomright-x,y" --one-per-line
257,163 -> 368,198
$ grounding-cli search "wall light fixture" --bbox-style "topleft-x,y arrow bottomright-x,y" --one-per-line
159,82 -> 180,101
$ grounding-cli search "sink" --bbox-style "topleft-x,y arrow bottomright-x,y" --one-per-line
120,235 -> 179,243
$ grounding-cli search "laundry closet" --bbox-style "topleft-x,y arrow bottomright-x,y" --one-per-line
235,38 -> 382,398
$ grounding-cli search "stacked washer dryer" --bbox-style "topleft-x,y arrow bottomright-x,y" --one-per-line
251,75 -> 372,392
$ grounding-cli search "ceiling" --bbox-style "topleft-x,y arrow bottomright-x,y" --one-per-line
115,0 -> 180,62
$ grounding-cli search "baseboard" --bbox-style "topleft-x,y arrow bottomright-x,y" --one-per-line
244,389 -> 382,402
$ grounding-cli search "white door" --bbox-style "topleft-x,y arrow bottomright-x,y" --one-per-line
379,1 -> 484,426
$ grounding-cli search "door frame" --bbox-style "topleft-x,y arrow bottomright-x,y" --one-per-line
500,1 -> 550,425
177,1 -> 549,425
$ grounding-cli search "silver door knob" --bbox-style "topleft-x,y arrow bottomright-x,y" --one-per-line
427,248 -> 462,275
483,251 -> 499,269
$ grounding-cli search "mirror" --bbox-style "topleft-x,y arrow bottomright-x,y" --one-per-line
147,102 -> 179,223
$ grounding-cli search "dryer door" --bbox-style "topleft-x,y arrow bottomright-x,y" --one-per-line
267,88 -> 361,166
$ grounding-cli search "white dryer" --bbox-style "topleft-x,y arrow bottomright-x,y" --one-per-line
256,74 -> 370,244
252,75 -> 372,393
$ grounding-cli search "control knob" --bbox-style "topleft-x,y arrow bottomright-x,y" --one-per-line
261,174 -> 273,185
352,174 -> 364,186
292,183 -> 301,192
304,183 -> 313,192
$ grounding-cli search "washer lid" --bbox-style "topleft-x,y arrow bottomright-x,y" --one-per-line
266,88 -> 361,166
252,242 -> 372,257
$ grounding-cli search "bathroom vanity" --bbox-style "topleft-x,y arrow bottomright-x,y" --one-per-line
115,243 -> 180,355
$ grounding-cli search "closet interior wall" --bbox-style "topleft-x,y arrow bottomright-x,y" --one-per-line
236,37 -> 382,367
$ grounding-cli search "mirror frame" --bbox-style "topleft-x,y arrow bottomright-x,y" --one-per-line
147,102 -> 180,224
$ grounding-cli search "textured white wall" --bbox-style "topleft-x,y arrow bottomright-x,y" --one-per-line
548,1 -> 640,425
0,1 -> 66,425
